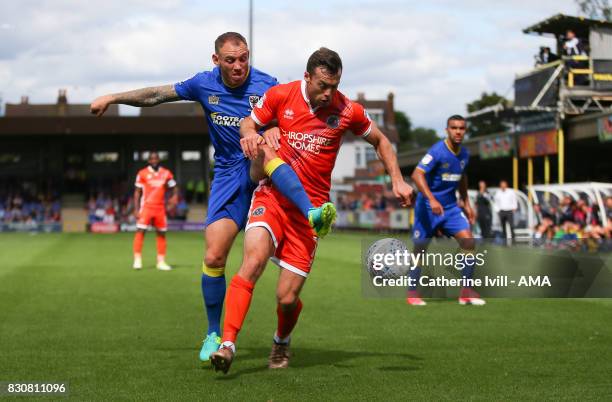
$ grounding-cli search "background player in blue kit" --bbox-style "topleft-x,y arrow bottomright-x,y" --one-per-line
408,115 -> 485,306
90,32 -> 335,361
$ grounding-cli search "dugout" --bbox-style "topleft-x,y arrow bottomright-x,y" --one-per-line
0,92 -> 210,202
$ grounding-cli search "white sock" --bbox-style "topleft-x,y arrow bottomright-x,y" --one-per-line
221,341 -> 235,353
273,332 -> 291,345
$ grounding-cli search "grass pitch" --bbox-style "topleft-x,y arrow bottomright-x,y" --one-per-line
0,232 -> 611,401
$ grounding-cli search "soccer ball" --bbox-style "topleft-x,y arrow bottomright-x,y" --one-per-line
365,238 -> 412,280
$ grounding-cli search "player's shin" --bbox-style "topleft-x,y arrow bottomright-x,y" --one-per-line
201,264 -> 226,335
156,234 -> 166,261
264,158 -> 312,218
222,274 -> 255,347
275,299 -> 303,343
133,231 -> 144,255
460,250 -> 476,288
408,266 -> 421,292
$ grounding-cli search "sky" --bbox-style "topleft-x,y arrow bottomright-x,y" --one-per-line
0,0 -> 580,133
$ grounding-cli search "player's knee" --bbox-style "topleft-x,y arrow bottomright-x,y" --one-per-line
237,256 -> 266,283
459,237 -> 475,251
204,252 -> 227,269
261,146 -> 278,165
276,290 -> 299,309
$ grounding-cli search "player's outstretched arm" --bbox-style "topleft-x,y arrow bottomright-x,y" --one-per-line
364,123 -> 413,207
90,85 -> 180,116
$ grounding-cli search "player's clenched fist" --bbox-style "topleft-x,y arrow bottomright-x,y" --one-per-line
240,133 -> 264,160
392,180 -> 415,208
90,95 -> 114,117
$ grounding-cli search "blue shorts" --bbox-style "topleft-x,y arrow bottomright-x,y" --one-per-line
412,201 -> 470,244
206,160 -> 257,229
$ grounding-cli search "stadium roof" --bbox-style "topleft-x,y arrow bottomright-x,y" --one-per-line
1,89 -> 399,143
523,13 -> 612,37
139,102 -> 204,116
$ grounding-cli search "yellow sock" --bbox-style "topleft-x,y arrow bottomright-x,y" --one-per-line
202,263 -> 225,277
264,157 -> 286,177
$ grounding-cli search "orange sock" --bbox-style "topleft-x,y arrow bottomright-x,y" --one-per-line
222,275 -> 255,344
133,231 -> 144,255
156,235 -> 166,258
276,299 -> 303,340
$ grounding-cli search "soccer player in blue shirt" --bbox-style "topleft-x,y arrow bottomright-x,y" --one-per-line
90,32 -> 335,361
408,115 -> 485,306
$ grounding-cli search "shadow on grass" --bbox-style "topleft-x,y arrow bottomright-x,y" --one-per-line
213,346 -> 423,379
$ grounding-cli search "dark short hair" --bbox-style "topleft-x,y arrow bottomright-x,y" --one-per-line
447,114 -> 466,127
215,32 -> 248,53
306,47 -> 343,76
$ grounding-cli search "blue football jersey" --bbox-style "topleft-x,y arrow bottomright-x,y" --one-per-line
174,67 -> 278,168
415,139 -> 469,208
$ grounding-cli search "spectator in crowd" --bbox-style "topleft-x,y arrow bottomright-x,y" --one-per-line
0,186 -> 61,225
559,196 -> 575,223
563,30 -> 587,56
373,194 -> 387,211
494,180 -> 517,244
536,46 -> 559,65
563,29 -> 589,85
475,180 -> 493,239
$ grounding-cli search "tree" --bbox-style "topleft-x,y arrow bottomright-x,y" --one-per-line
394,111 -> 412,151
466,92 -> 509,137
395,110 -> 441,151
576,0 -> 611,21
411,127 -> 439,148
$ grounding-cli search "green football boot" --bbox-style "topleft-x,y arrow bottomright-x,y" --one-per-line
308,202 -> 337,238
199,332 -> 221,361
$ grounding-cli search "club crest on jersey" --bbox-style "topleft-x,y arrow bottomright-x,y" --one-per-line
256,95 -> 265,109
283,108 -> 294,120
442,163 -> 450,169
248,95 -> 260,109
252,207 -> 265,216
460,160 -> 466,169
326,114 -> 340,129
208,95 -> 220,105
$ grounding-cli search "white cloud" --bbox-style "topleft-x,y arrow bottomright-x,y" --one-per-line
1,0 -> 578,132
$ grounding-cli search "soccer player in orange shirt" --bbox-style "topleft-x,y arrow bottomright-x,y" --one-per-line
210,48 -> 414,373
132,151 -> 178,270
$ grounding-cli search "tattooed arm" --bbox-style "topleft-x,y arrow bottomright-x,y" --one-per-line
90,84 -> 181,116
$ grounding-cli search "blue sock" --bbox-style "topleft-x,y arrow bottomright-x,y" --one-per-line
266,158 -> 312,218
201,273 -> 226,335
461,256 -> 475,288
408,266 -> 421,291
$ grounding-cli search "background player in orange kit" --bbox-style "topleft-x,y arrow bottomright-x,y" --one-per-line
133,151 -> 178,270
210,48 -> 414,374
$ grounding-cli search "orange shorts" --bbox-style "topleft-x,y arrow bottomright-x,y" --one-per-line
245,186 -> 318,277
137,206 -> 167,232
